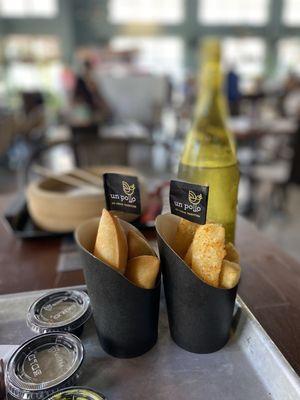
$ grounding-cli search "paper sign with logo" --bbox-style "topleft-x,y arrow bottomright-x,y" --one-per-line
169,180 -> 209,224
103,173 -> 141,215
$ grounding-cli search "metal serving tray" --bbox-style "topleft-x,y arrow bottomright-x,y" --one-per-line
0,287 -> 299,400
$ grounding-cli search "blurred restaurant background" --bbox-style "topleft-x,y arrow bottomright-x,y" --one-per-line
0,0 -> 300,259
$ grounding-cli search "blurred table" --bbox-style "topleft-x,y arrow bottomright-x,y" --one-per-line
0,193 -> 84,292
40,123 -> 155,171
0,193 -> 300,375
230,116 -> 297,141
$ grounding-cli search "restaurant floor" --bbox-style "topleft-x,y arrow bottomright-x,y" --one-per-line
1,164 -> 300,262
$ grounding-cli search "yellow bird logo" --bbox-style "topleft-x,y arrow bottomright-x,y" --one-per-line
188,190 -> 202,205
122,181 -> 135,196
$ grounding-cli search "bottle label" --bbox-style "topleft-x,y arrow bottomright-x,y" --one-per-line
169,180 -> 209,224
103,173 -> 141,215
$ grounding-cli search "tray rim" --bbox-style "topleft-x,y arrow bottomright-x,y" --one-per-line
236,296 -> 300,387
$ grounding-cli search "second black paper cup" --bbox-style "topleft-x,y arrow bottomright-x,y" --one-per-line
156,213 -> 238,354
75,217 -> 160,358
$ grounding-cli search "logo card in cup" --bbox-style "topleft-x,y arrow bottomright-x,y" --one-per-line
103,173 -> 141,215
169,180 -> 209,224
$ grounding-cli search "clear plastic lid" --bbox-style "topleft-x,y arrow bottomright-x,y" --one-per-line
6,333 -> 84,400
27,290 -> 92,334
44,387 -> 106,400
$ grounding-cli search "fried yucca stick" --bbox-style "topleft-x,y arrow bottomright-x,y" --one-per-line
225,242 -> 240,263
184,242 -> 193,267
127,230 -> 154,259
172,218 -> 198,259
191,223 -> 226,287
93,209 -> 128,273
125,255 -> 160,289
219,259 -> 241,289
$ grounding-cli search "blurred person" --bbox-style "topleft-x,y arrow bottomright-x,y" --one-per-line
284,72 -> 299,93
283,73 -> 300,119
184,73 -> 197,106
251,77 -> 265,97
165,74 -> 173,105
70,60 -> 112,127
226,67 -> 241,116
18,91 -> 46,140
283,73 -> 300,185
61,64 -> 76,97
180,73 -> 197,122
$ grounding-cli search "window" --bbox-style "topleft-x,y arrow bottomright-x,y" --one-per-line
199,0 -> 269,25
6,62 -> 63,92
4,35 -> 61,61
278,39 -> 300,75
0,0 -> 58,18
109,0 -> 183,23
282,0 -> 300,26
222,37 -> 266,90
110,36 -> 184,80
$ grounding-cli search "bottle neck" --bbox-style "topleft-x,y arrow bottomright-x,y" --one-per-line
180,41 -> 237,168
194,62 -> 227,128
188,60 -> 237,164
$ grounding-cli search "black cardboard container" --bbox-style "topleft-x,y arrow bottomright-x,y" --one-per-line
156,213 -> 238,354
75,217 -> 160,358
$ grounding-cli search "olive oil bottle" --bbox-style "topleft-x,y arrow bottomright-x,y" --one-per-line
178,39 -> 239,242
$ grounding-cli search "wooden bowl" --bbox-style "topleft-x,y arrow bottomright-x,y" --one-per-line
26,166 -> 148,233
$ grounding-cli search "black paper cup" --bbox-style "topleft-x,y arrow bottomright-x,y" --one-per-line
75,217 -> 160,358
156,213 -> 238,354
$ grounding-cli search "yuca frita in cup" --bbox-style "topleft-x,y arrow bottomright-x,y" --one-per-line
173,218 -> 241,288
93,209 -> 160,288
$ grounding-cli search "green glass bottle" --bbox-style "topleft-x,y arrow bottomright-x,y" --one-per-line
178,39 -> 239,242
